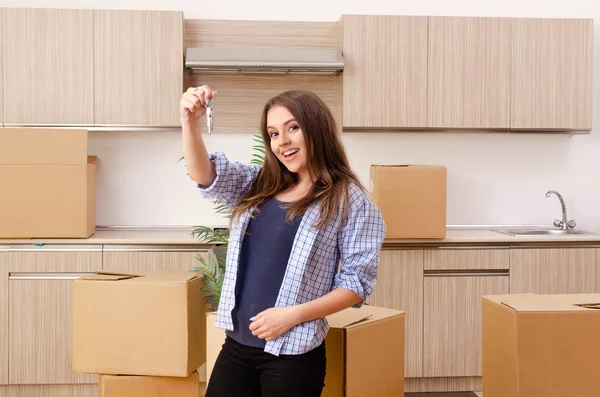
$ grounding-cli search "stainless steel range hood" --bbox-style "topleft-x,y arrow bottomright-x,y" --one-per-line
185,47 -> 344,75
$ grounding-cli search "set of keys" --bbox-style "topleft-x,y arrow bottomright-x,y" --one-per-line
205,104 -> 213,135
205,89 -> 217,135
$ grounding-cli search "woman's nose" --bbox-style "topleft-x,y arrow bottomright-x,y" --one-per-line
279,134 -> 291,146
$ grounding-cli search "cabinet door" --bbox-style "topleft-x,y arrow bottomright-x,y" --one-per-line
428,17 -> 511,129
102,245 -> 208,272
367,249 -> 424,377
0,246 -> 8,385
511,18 -> 593,131
341,15 -> 427,129
423,274 -> 509,377
7,245 -> 102,385
94,10 -> 183,129
3,8 -> 94,127
510,247 -> 600,293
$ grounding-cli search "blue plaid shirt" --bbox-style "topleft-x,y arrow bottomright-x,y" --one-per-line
197,152 -> 386,356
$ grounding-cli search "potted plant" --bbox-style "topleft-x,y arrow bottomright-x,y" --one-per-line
181,135 -> 265,310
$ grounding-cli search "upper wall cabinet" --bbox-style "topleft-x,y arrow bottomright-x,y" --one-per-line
511,18 -> 593,131
340,15 -> 428,130
428,17 -> 511,130
2,8 -> 94,127
94,10 -> 183,129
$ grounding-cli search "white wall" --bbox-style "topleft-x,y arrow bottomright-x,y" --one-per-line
4,0 -> 599,229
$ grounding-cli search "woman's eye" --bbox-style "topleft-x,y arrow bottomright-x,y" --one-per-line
289,125 -> 299,132
269,131 -> 278,138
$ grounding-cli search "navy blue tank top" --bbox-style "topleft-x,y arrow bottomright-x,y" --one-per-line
226,196 -> 303,348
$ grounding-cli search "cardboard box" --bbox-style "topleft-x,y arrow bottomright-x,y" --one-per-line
370,164 -> 446,239
99,371 -> 201,397
72,270 -> 206,377
482,293 -> 600,397
206,305 -> 405,397
0,128 -> 96,238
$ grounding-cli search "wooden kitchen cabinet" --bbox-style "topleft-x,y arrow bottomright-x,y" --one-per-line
7,245 -> 102,385
0,246 -> 8,385
367,248 -> 424,377
102,245 -> 208,272
94,10 -> 183,129
340,15 -> 428,129
510,247 -> 600,293
511,18 -> 594,131
427,17 -> 511,129
422,247 -> 510,377
2,8 -> 94,127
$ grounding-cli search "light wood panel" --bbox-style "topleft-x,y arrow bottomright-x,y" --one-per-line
510,247 -> 600,293
94,10 -> 183,127
2,8 -> 94,126
511,18 -> 594,131
423,275 -> 509,377
184,20 -> 342,134
428,17 -> 511,129
425,247 -> 510,270
8,246 -> 102,385
0,247 -> 8,385
0,384 -> 98,397
367,248 -> 424,377
102,245 -> 208,272
340,15 -> 428,129
405,376 -> 482,393
184,19 -> 339,49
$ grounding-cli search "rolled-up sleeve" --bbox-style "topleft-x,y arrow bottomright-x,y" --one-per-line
333,191 -> 386,308
197,152 -> 261,209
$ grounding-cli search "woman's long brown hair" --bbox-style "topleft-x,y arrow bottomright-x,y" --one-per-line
230,90 -> 365,229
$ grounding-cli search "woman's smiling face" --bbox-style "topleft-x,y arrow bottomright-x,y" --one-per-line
267,105 -> 308,179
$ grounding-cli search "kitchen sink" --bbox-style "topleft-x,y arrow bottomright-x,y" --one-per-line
492,228 -> 593,236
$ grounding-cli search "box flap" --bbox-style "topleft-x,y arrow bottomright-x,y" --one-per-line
80,271 -> 142,281
370,164 -> 446,169
0,128 -> 88,166
500,293 -> 600,312
327,305 -> 404,329
78,270 -> 199,284
327,309 -> 372,329
483,293 -> 535,305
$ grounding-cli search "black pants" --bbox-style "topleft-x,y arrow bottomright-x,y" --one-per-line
205,336 -> 327,397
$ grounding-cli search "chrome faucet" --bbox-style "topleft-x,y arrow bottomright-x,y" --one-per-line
545,190 -> 576,230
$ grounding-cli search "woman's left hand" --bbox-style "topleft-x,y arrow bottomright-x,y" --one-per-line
249,307 -> 300,341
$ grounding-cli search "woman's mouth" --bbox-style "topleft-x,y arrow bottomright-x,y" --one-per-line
282,148 -> 299,161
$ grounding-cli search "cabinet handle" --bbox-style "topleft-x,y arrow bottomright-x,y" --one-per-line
427,246 -> 510,250
424,269 -> 509,277
8,245 -> 102,252
8,272 -> 94,280
3,124 -> 180,132
103,245 -> 208,252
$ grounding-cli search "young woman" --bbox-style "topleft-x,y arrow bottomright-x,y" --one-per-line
180,85 -> 386,397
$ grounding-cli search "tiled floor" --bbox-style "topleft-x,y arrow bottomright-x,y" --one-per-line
406,393 -> 479,397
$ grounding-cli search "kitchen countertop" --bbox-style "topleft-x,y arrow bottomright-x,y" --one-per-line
2,226 -> 600,247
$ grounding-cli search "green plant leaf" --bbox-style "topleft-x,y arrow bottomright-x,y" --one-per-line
190,226 -> 229,244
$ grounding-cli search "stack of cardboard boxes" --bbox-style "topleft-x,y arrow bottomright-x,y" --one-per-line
0,128 -> 97,238
72,270 -> 207,397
